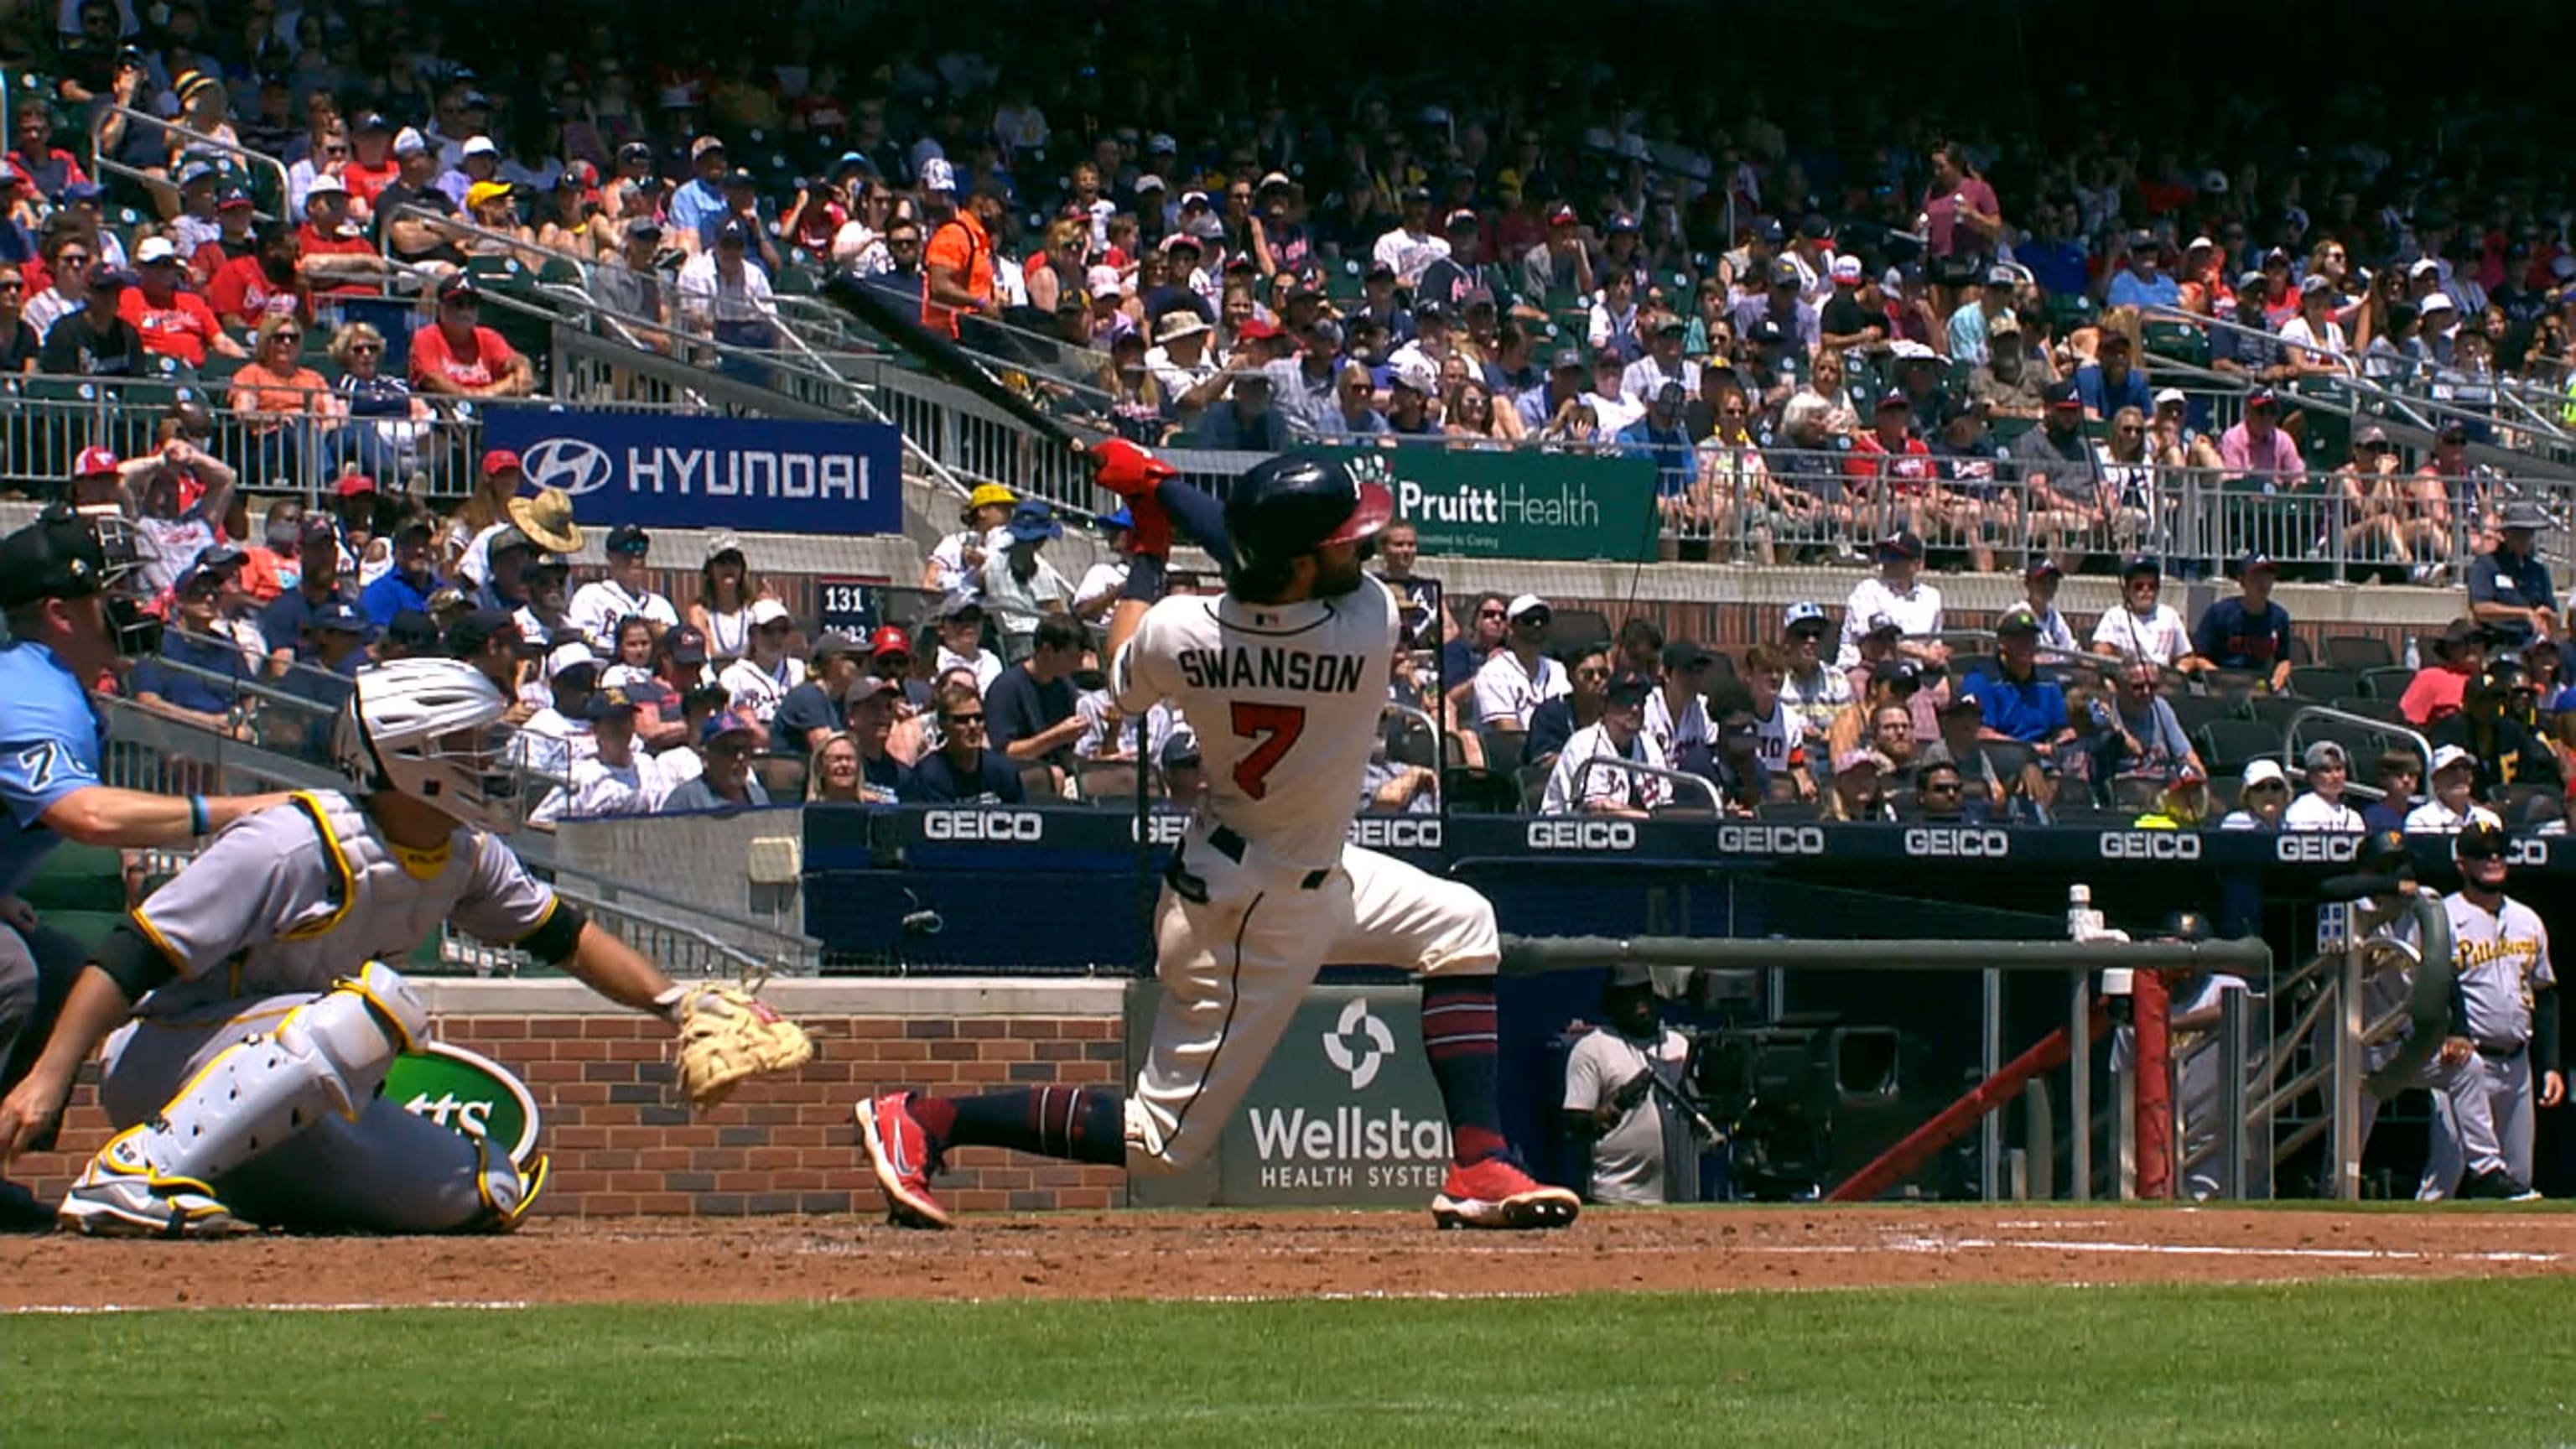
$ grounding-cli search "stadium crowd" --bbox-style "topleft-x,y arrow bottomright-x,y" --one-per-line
2,0 -> 2573,835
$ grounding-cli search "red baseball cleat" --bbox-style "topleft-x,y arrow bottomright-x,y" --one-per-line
1431,1157 -> 1581,1230
856,1093 -> 953,1229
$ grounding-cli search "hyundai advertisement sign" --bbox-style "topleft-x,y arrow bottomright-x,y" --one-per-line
481,408 -> 904,536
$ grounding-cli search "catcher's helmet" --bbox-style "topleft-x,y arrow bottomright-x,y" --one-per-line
333,657 -> 522,833
1224,453 -> 1394,579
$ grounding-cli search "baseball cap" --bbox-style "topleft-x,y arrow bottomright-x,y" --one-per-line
1548,203 -> 1579,226
1550,347 -> 1587,374
1994,607 -> 2041,639
444,608 -> 522,657
133,236 -> 179,266
2299,273 -> 2333,298
1444,207 -> 1479,231
481,448 -> 523,478
384,610 -> 442,651
844,676 -> 899,708
2240,550 -> 2279,576
1987,262 -> 2018,288
334,473 -> 377,497
868,625 -> 912,659
546,641 -> 600,682
465,180 -> 512,210
296,514 -> 338,548
723,166 -> 758,190
746,598 -> 792,630
461,135 -> 500,159
2246,387 -> 2280,412
2301,740 -> 2349,771
584,688 -> 638,722
1832,747 -> 1889,776
2121,554 -> 2163,579
312,600 -> 366,633
2025,557 -> 2064,582
1829,256 -> 1863,283
605,523 -> 652,555
2241,759 -> 2290,791
2419,293 -> 2458,316
1661,640 -> 1715,673
1872,658 -> 1924,690
1603,672 -> 1655,705
1875,529 -> 1925,561
392,127 -> 429,157
714,216 -> 751,247
304,173 -> 348,199
2409,257 -> 2444,279
1875,388 -> 1911,413
1784,600 -> 1829,632
624,215 -> 663,239
73,444 -> 122,477
689,135 -> 727,161
1134,173 -> 1166,194
665,624 -> 710,665
2043,379 -> 2082,409
2429,744 -> 2478,776
809,631 -> 865,665
918,157 -> 958,195
1505,593 -> 1550,623
437,272 -> 480,303
700,709 -> 759,745
2152,387 -> 2186,408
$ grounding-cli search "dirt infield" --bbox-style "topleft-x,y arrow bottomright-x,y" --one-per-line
6,1207 -> 2574,1310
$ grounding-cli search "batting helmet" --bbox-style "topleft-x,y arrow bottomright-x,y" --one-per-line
2358,828 -> 2413,877
1224,453 -> 1394,580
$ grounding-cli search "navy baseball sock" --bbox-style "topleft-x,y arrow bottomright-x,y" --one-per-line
1421,978 -> 1507,1166
915,1088 -> 1125,1166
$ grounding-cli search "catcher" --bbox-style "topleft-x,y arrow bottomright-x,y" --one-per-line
0,657 -> 811,1235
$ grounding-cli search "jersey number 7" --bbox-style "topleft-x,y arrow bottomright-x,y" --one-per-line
1229,702 -> 1307,801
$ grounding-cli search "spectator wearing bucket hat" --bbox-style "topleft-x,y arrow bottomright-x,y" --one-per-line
2468,497 -> 2558,650
2283,740 -> 2367,832
924,482 -> 1016,600
981,499 -> 1074,666
568,522 -> 680,647
1836,530 -> 1945,672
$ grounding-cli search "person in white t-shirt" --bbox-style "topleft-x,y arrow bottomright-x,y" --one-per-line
2090,556 -> 2201,669
567,523 -> 683,647
1561,963 -> 1696,1205
1473,594 -> 1571,729
1073,510 -> 1135,622
2405,745 -> 2505,834
921,484 -> 1014,600
532,690 -> 657,824
2284,740 -> 2367,830
1836,532 -> 1946,670
1542,673 -> 1671,815
715,598 -> 808,723
931,596 -> 1005,697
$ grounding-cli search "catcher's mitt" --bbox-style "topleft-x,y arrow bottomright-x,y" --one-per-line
671,984 -> 814,1109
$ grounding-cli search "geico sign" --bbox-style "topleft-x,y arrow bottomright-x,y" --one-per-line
1350,817 -> 1443,849
1904,828 -> 2011,858
2098,831 -> 2203,861
1714,824 -> 1827,855
2506,838 -> 2552,868
1526,819 -> 1638,851
2274,834 -> 2360,864
1130,813 -> 1188,847
923,810 -> 1046,841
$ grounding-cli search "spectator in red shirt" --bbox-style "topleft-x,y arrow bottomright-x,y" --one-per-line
293,175 -> 390,297
207,221 -> 312,331
7,106 -> 86,201
409,273 -> 535,397
186,185 -> 259,287
2400,620 -> 2487,728
341,113 -> 402,221
1846,389 -> 1939,538
121,236 -> 246,369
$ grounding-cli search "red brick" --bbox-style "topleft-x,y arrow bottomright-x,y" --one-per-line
927,1040 -> 979,1062
956,1019 -> 1006,1039
583,1193 -> 638,1216
1007,1019 -> 1061,1040
530,1018 -> 583,1039
841,1019 -> 902,1038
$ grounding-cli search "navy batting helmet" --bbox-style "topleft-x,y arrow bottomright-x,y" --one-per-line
1223,453 -> 1394,579
2359,828 -> 2413,877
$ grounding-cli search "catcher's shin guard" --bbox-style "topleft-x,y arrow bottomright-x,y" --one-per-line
66,963 -> 427,1234
462,1127 -> 548,1233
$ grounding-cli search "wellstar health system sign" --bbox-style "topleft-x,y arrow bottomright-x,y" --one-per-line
1321,446 -> 1659,563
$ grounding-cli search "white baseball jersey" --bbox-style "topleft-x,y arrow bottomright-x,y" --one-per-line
567,579 -> 682,647
1643,688 -> 1711,761
717,653 -> 808,723
1472,648 -> 1570,728
1114,579 -> 1395,872
1836,576 -> 1944,667
2447,891 -> 2553,1048
1541,722 -> 1671,813
2402,800 -> 2503,834
127,791 -> 558,1016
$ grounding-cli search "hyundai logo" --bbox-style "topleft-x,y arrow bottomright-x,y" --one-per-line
519,437 -> 617,497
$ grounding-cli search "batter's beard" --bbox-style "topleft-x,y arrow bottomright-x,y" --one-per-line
1313,552 -> 1368,597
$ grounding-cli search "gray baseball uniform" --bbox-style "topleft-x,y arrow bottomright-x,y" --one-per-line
99,791 -> 559,1230
2420,890 -> 2554,1199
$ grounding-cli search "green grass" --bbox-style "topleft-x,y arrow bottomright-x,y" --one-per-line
8,1282 -> 2574,1447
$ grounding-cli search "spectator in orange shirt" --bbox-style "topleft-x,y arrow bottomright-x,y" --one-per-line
206,221 -> 312,331
121,236 -> 246,369
229,314 -> 342,486
408,273 -> 534,397
920,159 -> 1000,339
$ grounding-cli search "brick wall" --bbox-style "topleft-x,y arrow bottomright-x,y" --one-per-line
14,990 -> 1131,1219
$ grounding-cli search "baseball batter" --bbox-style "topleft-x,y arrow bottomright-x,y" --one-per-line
860,444 -> 1579,1231
2418,822 -> 2562,1202
0,657 -> 811,1234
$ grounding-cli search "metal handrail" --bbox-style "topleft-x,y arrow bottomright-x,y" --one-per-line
87,101 -> 294,220
2283,704 -> 2434,787
1566,755 -> 1726,814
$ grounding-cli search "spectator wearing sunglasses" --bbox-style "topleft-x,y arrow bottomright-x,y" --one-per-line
906,683 -> 1027,805
660,709 -> 772,813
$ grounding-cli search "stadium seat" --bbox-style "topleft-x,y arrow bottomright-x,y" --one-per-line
1514,765 -> 1550,812
2165,692 -> 2238,740
1478,727 -> 1527,772
2319,635 -> 2395,669
2246,693 -> 2303,730
2360,666 -> 2416,700
2332,696 -> 2402,724
1074,759 -> 1140,805
2199,719 -> 2282,771
2141,320 -> 2209,368
2287,667 -> 2360,701
1545,608 -> 1613,656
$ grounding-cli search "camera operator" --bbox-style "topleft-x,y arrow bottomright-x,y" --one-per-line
1561,963 -> 1694,1204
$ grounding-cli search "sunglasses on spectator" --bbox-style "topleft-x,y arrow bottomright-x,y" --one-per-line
1477,606 -> 1506,619
876,654 -> 911,671
943,711 -> 985,727
349,342 -> 382,355
707,740 -> 752,759
0,278 -> 20,293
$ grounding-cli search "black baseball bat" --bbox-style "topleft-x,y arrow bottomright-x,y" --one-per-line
821,271 -> 1104,454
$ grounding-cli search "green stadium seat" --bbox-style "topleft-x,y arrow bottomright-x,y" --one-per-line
536,257 -> 585,288
773,263 -> 818,297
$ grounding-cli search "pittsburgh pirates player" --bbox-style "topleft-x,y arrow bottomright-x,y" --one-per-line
2418,821 -> 2562,1202
0,657 -> 803,1234
860,444 -> 1580,1231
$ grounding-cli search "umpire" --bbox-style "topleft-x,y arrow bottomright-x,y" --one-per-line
0,506 -> 290,1227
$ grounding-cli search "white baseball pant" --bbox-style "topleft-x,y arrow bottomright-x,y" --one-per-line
1123,821 -> 1498,1176
2418,1048 -> 2533,1199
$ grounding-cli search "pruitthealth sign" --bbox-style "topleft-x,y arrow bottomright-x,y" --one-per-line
1322,447 -> 1659,563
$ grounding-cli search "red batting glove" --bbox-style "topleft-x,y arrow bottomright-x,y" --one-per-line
1122,490 -> 1172,561
1088,438 -> 1176,501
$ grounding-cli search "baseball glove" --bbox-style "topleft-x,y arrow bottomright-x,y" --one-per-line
673,984 -> 815,1109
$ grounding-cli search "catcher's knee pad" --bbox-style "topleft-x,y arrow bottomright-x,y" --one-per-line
133,963 -> 423,1185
